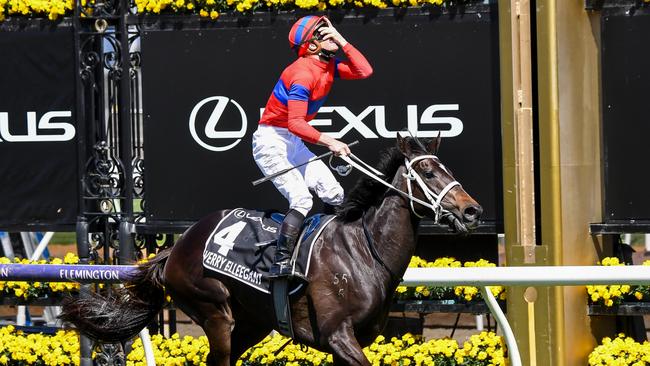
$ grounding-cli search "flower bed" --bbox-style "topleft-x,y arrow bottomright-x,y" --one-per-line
0,327 -> 509,366
588,334 -> 650,365
234,332 -> 508,366
0,253 -> 81,301
586,257 -> 650,308
0,325 -> 80,365
2,325 -> 649,365
396,256 -> 506,303
0,0 -> 479,22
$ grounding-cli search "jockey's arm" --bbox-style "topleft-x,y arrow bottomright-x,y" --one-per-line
318,18 -> 373,80
287,99 -> 350,156
335,44 -> 373,80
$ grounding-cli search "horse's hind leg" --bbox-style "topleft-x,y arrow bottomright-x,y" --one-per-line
327,320 -> 371,366
199,302 -> 235,366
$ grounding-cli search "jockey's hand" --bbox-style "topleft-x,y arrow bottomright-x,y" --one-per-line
328,139 -> 351,157
318,18 -> 348,47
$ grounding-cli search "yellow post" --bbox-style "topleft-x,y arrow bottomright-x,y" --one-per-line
554,2 -> 616,365
501,0 -> 616,364
534,1 -> 566,365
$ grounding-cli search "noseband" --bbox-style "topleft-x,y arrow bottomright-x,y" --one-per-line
339,154 -> 460,223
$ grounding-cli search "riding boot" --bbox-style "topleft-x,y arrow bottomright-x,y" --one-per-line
269,210 -> 304,278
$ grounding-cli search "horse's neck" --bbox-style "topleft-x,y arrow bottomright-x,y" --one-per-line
365,166 -> 420,286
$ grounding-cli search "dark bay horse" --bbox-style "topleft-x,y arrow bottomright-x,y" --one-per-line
61,135 -> 482,366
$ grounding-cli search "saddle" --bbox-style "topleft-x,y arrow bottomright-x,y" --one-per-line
202,208 -> 335,337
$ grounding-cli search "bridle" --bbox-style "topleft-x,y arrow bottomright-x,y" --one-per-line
338,153 -> 461,223
402,155 -> 461,221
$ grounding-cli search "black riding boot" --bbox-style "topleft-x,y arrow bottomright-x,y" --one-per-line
269,209 -> 304,277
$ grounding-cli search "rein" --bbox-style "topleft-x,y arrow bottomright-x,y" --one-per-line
337,153 -> 460,284
339,154 -> 460,222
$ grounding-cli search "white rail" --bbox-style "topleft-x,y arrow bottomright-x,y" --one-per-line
402,265 -> 650,286
401,265 -> 650,366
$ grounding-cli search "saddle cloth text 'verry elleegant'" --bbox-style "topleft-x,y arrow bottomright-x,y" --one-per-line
202,208 -> 335,294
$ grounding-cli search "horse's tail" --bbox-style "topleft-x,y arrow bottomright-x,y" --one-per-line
59,248 -> 171,343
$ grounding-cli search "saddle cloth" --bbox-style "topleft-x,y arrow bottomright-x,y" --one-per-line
202,208 -> 335,294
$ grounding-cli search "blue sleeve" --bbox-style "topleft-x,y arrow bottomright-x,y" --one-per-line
288,84 -> 310,102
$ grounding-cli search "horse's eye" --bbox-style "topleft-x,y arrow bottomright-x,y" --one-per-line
423,171 -> 434,179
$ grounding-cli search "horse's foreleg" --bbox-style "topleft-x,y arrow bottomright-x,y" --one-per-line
229,319 -> 271,365
327,320 -> 372,366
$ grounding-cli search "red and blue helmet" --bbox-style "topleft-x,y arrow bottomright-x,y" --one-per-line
288,15 -> 327,57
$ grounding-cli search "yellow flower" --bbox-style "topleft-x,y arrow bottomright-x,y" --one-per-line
209,9 -> 218,18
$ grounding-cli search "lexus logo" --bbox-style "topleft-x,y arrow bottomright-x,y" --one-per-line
0,111 -> 75,142
189,96 -> 247,152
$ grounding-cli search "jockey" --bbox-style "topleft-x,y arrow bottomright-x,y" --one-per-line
252,15 -> 373,277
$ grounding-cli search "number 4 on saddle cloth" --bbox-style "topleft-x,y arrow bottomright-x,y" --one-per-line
202,208 -> 336,295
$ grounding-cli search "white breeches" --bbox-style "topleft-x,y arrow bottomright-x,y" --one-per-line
252,125 -> 344,216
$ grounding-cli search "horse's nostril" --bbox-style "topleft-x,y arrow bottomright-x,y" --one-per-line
462,205 -> 482,222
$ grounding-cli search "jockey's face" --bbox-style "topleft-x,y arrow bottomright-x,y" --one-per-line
318,37 -> 339,52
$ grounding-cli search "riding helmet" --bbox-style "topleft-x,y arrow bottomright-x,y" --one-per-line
288,15 -> 326,57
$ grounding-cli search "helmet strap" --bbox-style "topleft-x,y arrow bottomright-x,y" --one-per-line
308,40 -> 335,62
318,48 -> 336,61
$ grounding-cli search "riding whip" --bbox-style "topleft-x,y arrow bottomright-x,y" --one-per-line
251,140 -> 359,186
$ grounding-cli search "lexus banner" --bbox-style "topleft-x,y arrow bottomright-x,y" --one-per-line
0,29 -> 78,230
142,11 -> 501,225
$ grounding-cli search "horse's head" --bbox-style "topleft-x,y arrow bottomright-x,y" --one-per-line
396,134 -> 482,233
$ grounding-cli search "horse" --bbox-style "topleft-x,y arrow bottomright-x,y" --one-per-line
60,135 -> 482,366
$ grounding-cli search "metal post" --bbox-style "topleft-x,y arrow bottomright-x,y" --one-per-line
76,217 -> 93,366
0,232 -> 13,258
118,0 -> 134,265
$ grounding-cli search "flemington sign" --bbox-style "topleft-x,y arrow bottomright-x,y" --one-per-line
0,264 -> 137,283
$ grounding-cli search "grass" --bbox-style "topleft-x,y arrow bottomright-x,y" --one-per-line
51,232 -> 76,245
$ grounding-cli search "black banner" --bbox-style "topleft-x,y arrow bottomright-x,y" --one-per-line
602,12 -> 650,221
142,11 -> 501,225
0,29 -> 78,230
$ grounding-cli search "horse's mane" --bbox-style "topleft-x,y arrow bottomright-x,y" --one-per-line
337,139 -> 430,222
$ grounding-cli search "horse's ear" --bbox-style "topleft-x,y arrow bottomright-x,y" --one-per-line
429,132 -> 442,154
397,133 -> 412,156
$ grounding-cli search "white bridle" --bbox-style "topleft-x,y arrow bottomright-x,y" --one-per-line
403,155 -> 461,221
338,154 -> 461,223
